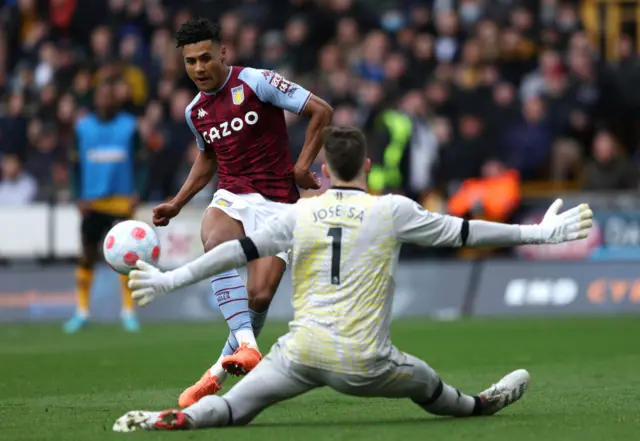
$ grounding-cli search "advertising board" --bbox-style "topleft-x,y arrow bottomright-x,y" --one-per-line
472,260 -> 640,316
0,262 -> 472,323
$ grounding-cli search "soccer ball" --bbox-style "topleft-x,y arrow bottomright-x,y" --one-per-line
103,220 -> 161,275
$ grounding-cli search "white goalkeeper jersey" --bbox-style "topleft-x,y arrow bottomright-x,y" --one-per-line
252,188 -> 464,375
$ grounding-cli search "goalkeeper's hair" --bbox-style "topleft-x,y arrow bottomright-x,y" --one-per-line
175,17 -> 222,48
322,126 -> 367,181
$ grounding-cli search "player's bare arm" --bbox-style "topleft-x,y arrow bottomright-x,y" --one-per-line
152,149 -> 218,226
294,96 -> 334,189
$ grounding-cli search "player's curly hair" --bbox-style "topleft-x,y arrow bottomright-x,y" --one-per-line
175,17 -> 221,48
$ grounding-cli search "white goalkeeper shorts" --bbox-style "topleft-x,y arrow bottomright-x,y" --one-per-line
207,189 -> 291,264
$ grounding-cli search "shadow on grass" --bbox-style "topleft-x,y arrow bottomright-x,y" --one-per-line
248,414 -> 522,429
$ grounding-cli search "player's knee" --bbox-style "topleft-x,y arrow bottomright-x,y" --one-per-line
78,258 -> 93,269
79,246 -> 97,268
247,286 -> 275,312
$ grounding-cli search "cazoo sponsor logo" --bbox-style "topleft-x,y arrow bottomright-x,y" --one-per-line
201,111 -> 259,144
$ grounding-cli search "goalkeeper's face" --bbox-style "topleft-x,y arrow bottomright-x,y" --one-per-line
183,40 -> 228,92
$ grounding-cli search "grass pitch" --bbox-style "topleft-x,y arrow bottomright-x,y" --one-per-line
1,317 -> 639,441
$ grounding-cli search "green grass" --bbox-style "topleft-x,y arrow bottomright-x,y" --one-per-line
1,317 -> 639,440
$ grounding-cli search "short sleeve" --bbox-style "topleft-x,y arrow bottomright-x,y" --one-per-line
391,195 -> 463,247
185,93 -> 206,151
238,67 -> 312,114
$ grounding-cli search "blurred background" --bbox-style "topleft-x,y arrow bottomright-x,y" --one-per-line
1,0 -> 639,322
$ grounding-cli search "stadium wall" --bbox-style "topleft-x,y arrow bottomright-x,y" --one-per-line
3,193 -> 640,262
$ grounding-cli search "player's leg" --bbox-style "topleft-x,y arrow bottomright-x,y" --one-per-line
221,199 -> 288,375
325,348 -> 529,417
116,214 -> 140,332
221,255 -> 286,376
113,341 -> 319,432
409,362 -> 530,417
64,210 -> 101,333
178,206 -> 254,407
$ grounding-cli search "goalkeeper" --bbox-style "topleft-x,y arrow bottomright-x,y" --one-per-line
113,126 -> 593,432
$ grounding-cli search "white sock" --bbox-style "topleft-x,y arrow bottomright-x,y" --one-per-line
234,328 -> 257,348
183,395 -> 230,428
416,381 -> 479,417
209,358 -> 229,383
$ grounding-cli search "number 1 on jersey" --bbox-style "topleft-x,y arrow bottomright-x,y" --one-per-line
327,227 -> 342,285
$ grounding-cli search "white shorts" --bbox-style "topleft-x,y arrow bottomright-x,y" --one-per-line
207,189 -> 290,264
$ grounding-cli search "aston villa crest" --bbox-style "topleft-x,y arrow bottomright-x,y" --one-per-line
231,85 -> 245,105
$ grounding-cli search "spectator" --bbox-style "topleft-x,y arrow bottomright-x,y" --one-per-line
0,0 -> 634,207
448,159 -> 520,223
24,122 -> 61,200
0,92 -> 28,157
437,112 -> 495,187
503,96 -> 554,180
0,152 -> 37,205
583,130 -> 638,191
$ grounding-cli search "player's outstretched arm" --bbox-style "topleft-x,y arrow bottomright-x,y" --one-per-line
392,196 -> 593,248
128,206 -> 296,306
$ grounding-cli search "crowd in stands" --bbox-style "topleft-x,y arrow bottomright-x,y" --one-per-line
1,0 -> 639,211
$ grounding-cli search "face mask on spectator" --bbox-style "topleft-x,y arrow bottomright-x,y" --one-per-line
381,12 -> 405,33
460,5 -> 481,23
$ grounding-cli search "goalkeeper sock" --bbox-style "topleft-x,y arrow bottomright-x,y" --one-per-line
183,395 -> 230,428
119,274 -> 135,313
75,266 -> 93,317
415,380 -> 478,417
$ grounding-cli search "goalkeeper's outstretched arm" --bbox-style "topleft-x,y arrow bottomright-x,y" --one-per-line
391,195 -> 593,248
172,208 -> 294,288
127,207 -> 296,305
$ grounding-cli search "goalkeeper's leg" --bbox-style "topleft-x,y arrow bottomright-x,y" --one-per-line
324,347 -> 530,418
113,341 -> 319,432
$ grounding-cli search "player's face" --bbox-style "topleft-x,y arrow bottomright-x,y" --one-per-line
183,40 -> 227,92
95,84 -> 115,115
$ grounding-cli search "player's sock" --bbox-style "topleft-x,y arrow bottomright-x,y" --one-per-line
250,308 -> 268,338
207,336 -> 237,381
211,270 -> 256,347
119,275 -> 140,332
208,309 -> 267,377
119,274 -> 135,313
183,395 -> 231,428
75,266 -> 93,316
415,380 -> 478,417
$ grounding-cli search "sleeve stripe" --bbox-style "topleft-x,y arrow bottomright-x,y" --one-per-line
297,91 -> 312,114
185,92 -> 205,150
460,219 -> 469,246
239,237 -> 260,262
